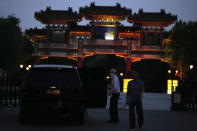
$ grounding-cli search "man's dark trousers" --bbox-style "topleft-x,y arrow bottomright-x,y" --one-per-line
129,101 -> 144,128
109,93 -> 120,122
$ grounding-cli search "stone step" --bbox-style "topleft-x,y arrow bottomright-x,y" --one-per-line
106,92 -> 171,111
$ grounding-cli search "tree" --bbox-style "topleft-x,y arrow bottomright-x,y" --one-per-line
165,21 -> 197,81
0,15 -> 33,76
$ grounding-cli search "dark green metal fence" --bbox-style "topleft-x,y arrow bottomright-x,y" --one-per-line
171,83 -> 197,112
0,82 -> 20,108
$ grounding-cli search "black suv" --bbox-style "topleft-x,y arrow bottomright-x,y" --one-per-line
20,65 -> 86,123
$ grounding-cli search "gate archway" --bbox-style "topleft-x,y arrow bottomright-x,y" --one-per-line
82,54 -> 126,73
131,59 -> 170,93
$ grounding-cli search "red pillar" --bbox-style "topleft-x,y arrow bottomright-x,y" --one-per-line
35,56 -> 40,64
77,57 -> 83,68
125,58 -> 131,76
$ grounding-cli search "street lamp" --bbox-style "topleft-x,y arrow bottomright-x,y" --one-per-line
190,65 -> 193,70
120,72 -> 124,77
188,64 -> 194,86
20,64 -> 24,69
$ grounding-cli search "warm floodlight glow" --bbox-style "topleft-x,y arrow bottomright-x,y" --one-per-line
173,80 -> 178,87
168,70 -> 171,74
167,79 -> 178,94
49,86 -> 56,89
28,65 -> 32,68
190,65 -> 194,70
167,80 -> 172,94
26,67 -> 30,71
123,79 -> 133,93
101,25 -> 116,27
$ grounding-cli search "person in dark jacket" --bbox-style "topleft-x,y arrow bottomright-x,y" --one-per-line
127,72 -> 145,130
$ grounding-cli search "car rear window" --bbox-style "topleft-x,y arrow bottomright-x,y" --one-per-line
26,68 -> 80,87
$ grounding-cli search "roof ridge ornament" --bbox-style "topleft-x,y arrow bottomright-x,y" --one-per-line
116,3 -> 121,8
139,8 -> 143,14
68,7 -> 73,12
160,9 -> 165,14
90,2 -> 95,7
46,6 -> 51,12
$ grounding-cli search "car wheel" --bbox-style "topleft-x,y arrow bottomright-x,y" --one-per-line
71,110 -> 85,124
19,108 -> 29,123
19,112 -> 27,123
78,112 -> 85,124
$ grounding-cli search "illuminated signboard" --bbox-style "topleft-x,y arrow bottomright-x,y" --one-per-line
123,78 -> 133,93
105,31 -> 114,40
95,26 -> 115,40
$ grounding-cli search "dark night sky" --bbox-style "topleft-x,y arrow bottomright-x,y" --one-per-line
0,0 -> 197,32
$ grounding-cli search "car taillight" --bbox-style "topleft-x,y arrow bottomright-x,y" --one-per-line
78,84 -> 83,97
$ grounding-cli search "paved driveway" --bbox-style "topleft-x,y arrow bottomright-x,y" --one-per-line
0,108 -> 197,131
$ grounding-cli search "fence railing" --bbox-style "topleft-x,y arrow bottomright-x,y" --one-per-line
181,86 -> 197,111
171,83 -> 197,112
0,83 -> 20,108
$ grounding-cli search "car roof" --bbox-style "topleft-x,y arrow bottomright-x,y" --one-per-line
32,64 -> 77,69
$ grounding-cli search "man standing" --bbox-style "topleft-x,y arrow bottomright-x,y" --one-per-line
127,72 -> 145,130
106,68 -> 120,123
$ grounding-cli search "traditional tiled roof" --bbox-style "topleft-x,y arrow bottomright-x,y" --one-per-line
35,7 -> 82,24
25,28 -> 48,37
118,26 -> 140,32
25,28 -> 48,42
129,9 -> 177,25
80,3 -> 131,17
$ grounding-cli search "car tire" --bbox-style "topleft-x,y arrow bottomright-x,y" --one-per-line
19,108 -> 29,124
19,111 -> 27,123
78,112 -> 85,124
75,113 -> 85,124
71,109 -> 85,124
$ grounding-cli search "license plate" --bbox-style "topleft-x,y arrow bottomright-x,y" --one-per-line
46,89 -> 60,95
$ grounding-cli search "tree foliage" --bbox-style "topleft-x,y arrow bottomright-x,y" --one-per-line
0,15 -> 33,76
166,21 -> 197,79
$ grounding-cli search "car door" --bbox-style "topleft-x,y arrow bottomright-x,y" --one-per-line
79,67 -> 107,108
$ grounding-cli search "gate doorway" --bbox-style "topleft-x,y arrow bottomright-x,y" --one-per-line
131,59 -> 170,93
83,54 -> 126,73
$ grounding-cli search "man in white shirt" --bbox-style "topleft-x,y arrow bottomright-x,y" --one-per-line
106,68 -> 120,123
